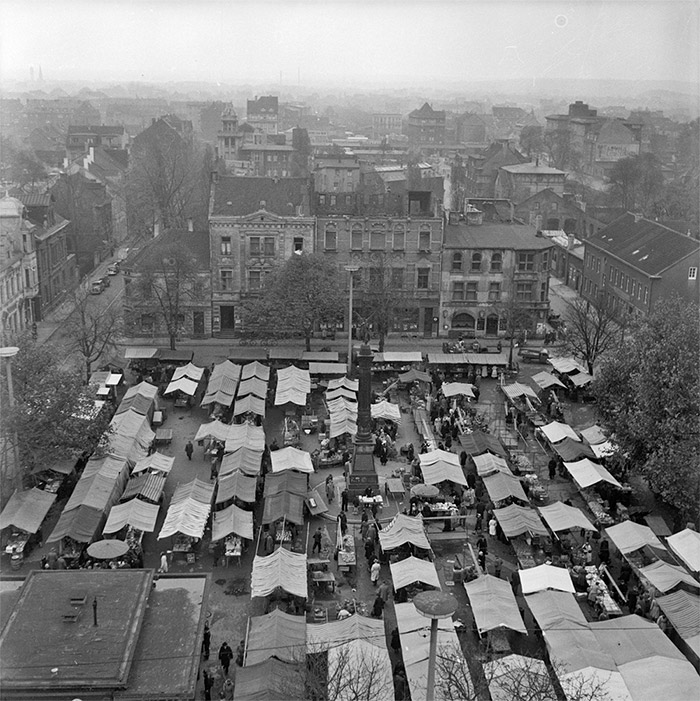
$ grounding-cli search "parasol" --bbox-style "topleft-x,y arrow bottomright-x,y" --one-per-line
411,483 -> 440,499
87,539 -> 129,560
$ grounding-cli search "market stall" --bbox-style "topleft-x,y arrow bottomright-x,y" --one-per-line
370,399 -> 402,424
539,501 -> 596,534
605,521 -> 669,567
250,547 -> 308,599
419,449 -> 467,486
119,472 -> 166,505
482,471 -> 528,505
103,498 -> 160,536
484,655 -> 555,701
464,574 -> 527,636
220,447 -> 263,478
233,393 -> 266,418
308,362 -> 347,377
397,368 -> 432,385
241,360 -> 271,381
472,453 -> 510,477
233,658 -> 305,701
163,376 -> 200,407
201,360 -> 241,413
667,528 -> 700,574
390,556 -> 441,590
132,452 -> 174,475
372,351 -> 424,374
539,420 -> 580,445
270,447 -> 315,474
550,436 -> 596,462
378,514 -> 431,552
245,609 -> 307,666
262,492 -> 305,529
458,430 -> 507,458
655,590 -> 700,669
194,419 -> 232,443
519,564 -> 575,595
275,366 -> 311,406
564,458 -> 622,490
216,470 -> 258,507
224,423 -> 266,453
107,409 -> 155,463
212,503 -> 254,547
237,376 -> 268,399
637,560 -> 700,595
265,471 -> 308,498
0,488 -> 57,563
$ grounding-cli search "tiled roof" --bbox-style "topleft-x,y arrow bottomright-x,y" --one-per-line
19,192 -> 53,207
126,228 -> 211,269
587,213 -> 700,275
409,102 -> 445,119
444,222 -> 554,250
211,176 -> 309,217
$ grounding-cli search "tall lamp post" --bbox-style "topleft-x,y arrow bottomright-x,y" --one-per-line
344,265 -> 360,372
413,590 -> 458,701
0,346 -> 21,492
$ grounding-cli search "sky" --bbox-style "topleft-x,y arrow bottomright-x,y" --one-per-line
1,0 -> 698,88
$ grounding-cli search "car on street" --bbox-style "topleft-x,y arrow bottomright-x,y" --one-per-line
107,262 -> 120,275
518,347 -> 550,364
90,279 -> 106,294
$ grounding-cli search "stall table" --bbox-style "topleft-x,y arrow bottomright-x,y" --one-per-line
225,536 -> 242,566
4,532 -> 30,556
585,566 -> 622,617
155,429 -> 173,446
359,495 -> 383,507
385,478 -> 406,498
152,410 -> 164,427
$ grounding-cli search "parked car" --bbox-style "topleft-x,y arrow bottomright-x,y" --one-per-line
90,279 -> 106,294
107,262 -> 120,275
518,347 -> 550,363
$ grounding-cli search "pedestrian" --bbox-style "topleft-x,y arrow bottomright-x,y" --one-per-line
364,538 -> 375,562
312,527 -> 323,554
218,641 -> 233,676
488,517 -> 497,538
263,530 -> 274,555
56,556 -> 67,569
338,511 -> 347,536
478,549 -> 486,571
185,440 -> 194,460
235,639 -> 245,667
599,539 -> 610,566
370,559 -> 381,585
222,677 -> 235,700
548,457 -> 557,480
372,593 -> 385,618
159,551 -> 169,573
510,569 -> 520,595
202,623 -> 211,659
341,488 -> 348,512
326,475 -> 335,502
378,579 -> 390,602
493,556 -> 503,578
360,517 -> 369,540
476,535 -> 488,556
627,587 -> 638,614
458,502 -> 468,529
582,539 -> 593,565
203,669 -> 214,700
366,521 -> 377,545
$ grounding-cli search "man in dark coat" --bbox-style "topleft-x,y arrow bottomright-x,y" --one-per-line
218,641 -> 234,675
202,623 -> 211,659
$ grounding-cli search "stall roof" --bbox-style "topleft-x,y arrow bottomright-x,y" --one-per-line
234,657 -> 305,701
220,447 -> 263,477
472,453 -> 510,477
194,419 -> 231,443
171,478 -> 215,505
228,347 -> 268,362
539,501 -> 596,533
390,556 -> 441,591
264,471 -> 308,498
274,385 -> 308,406
379,514 -> 430,551
156,348 -> 193,363
531,371 -> 566,391
64,471 -> 124,514
494,504 -> 548,538
164,376 -> 199,396
212,503 -> 254,542
371,400 -> 402,423
82,455 -> 130,483
644,515 -> 672,538
656,590 -> 700,646
667,528 -> 700,573
237,376 -> 268,399
103,499 -> 160,534
306,485 -> 329,517
120,472 -> 166,503
34,458 -> 76,476
579,424 -> 607,445
441,382 -> 475,398
500,383 -> 539,402
308,362 -> 347,375
241,361 -> 270,381
464,575 -> 527,635
398,368 -> 432,384
171,362 -> 205,382
270,447 -> 315,474
132,452 -> 174,475
552,437 -> 596,462
276,365 -> 311,388
306,614 -> 386,651
124,346 -> 158,359
637,560 -> 700,594
483,472 -> 528,504
326,386 -> 357,402
427,352 -> 465,365
224,424 -> 266,453
570,371 -> 594,387
327,638 -> 394,701
201,376 -> 239,408
548,356 -> 587,375
458,430 -> 507,458
123,381 -> 159,400
540,421 -> 580,444
268,347 -> 302,361
158,490 -> 213,540
262,492 -> 305,526
115,392 -> 153,416
589,440 -> 616,459
217,471 -> 258,504
246,609 -> 306,666
302,351 -> 340,362
564,458 -> 622,489
484,655 -> 554,701
47,504 -> 103,543
327,376 -> 359,392
373,352 -> 423,364
251,548 -> 307,599
520,564 -> 575,595
606,521 -> 666,555
466,352 -> 508,366
0,488 -> 57,534
328,415 -> 358,438
419,453 -> 467,486
328,396 -> 358,415
233,394 -> 266,417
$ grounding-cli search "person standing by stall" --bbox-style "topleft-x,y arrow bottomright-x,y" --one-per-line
185,440 -> 194,460
218,642 -> 233,676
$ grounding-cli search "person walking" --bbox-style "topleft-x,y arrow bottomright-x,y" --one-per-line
338,511 -> 347,536
488,517 -> 497,538
340,488 -> 348,512
222,677 -> 235,700
326,475 -> 335,503
493,556 -> 503,579
185,440 -> 194,460
218,641 -> 233,676
370,558 -> 381,586
372,593 -> 385,618
312,527 -> 323,554
364,538 -> 375,563
378,579 -> 390,602
159,551 -> 169,573
548,457 -> 557,480
203,669 -> 214,700
478,549 -> 486,571
202,623 -> 211,659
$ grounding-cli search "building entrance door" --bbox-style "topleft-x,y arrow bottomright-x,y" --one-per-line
486,314 -> 499,335
423,308 -> 434,337
193,311 -> 205,336
220,305 -> 236,335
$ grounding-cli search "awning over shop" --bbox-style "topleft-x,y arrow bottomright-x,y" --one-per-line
194,419 -> 231,443
539,501 -> 596,533
270,447 -> 315,474
655,590 -> 700,649
234,658 -> 305,701
275,366 -> 311,406
233,394 -> 266,417
241,361 -> 270,381
238,377 -> 268,399
500,383 -> 539,402
458,430 -> 507,458
667,529 -> 700,573
390,556 -> 441,590
483,472 -> 528,504
472,453 -> 510,477
47,504 -> 103,543
371,400 -> 402,423
531,371 -> 566,391
306,614 -> 386,650
0,488 -> 56,534
374,351 -> 423,364
484,655 -> 555,701
419,449 -> 467,486
540,421 -> 580,444
172,362 -> 205,382
308,362 -> 347,375
108,409 -> 154,461
379,514 -> 430,551
132,452 -> 174,475
89,370 -> 123,387
564,458 -> 622,489
644,515 -> 672,538
427,352 -> 466,365
569,371 -> 593,387
124,346 -> 158,359
520,564 -> 575,595
120,472 -> 166,503
220,447 -> 263,477
606,521 -> 665,555
441,382 -> 475,398
217,471 -> 258,504
158,478 -> 214,539
327,376 -> 359,392
302,351 -> 339,362
268,347 -> 303,361
328,414 -> 358,438
464,575 -> 527,635
494,504 -> 548,538
398,368 -> 432,384
212,503 -> 254,542
262,492 -> 305,526
552,437 -> 596,462
264,471 -> 308,498
33,459 -> 76,476
103,498 -> 160,534
124,381 -> 159,400
246,609 -> 307,666
548,356 -> 587,375
201,361 -> 241,407
637,560 -> 700,594
224,424 -> 266,453
251,548 -> 307,599
164,376 -> 199,396
228,347 -> 268,362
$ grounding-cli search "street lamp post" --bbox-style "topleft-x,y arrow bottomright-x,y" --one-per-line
0,346 -> 21,492
345,266 -> 360,372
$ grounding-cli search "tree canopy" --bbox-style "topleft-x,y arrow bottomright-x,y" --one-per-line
607,153 -> 664,214
593,297 -> 700,522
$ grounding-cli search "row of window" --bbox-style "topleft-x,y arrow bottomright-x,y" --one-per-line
323,227 -> 432,252
451,281 -> 548,303
220,236 -> 305,257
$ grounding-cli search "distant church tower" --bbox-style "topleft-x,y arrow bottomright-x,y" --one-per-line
38,65 -> 43,82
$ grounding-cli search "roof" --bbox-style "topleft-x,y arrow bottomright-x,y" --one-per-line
120,472 -> 166,503
483,471 -> 528,503
587,213 -> 700,276
262,491 -> 305,525
605,521 -> 665,555
541,421 -> 580,444
552,437 -> 596,462
443,222 -> 553,250
419,449 -> 467,486
637,560 -> 700,594
234,658 -> 304,701
379,514 -> 430,551
472,452 -> 510,477
538,501 -> 596,533
270,446 -> 314,474
500,162 -> 566,175
494,504 -> 548,538
103,499 -> 160,533
233,393 -> 266,417
211,176 -> 309,217
458,430 -> 507,458
464,574 -> 526,634
656,590 -> 700,643
264,470 -> 308,498
390,556 -> 441,590
564,458 -> 622,489
409,102 -> 445,119
251,548 -> 307,599
18,191 -> 53,208
125,228 -> 210,269
246,609 -> 306,666
666,528 -> 700,572
519,564 -> 575,595
212,503 -> 254,541
220,447 -> 263,477
0,488 -> 57,534
68,124 -> 125,136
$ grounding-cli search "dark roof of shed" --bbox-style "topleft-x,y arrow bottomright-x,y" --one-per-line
588,213 -> 700,275
211,176 -> 309,217
19,192 -> 53,207
409,102 -> 445,119
444,222 -> 554,250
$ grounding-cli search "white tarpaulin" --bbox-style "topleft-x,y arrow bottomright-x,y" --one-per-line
501,383 -> 539,402
540,421 -> 580,444
520,564 -> 575,595
483,472 -> 528,504
164,377 -> 199,396
194,419 -> 231,443
123,380 -> 159,400
539,501 -> 596,533
328,414 -> 358,438
327,376 -> 358,392
308,362 -> 347,375
464,575 -> 527,635
590,440 -> 617,458
606,521 -> 665,555
374,352 -> 423,363
371,400 -> 402,423
275,366 -> 311,406
580,425 -> 607,445
103,498 -> 160,534
251,548 -> 307,598
220,447 -> 263,477
390,556 -> 441,590
326,387 -> 357,402
379,514 -> 430,551
637,560 -> 700,594
472,453 -> 510,477
494,504 -> 549,538
233,394 -> 266,417
667,528 -> 700,573
270,447 -> 315,474
564,458 -> 622,489
531,371 -> 566,390
441,382 -> 475,398
224,424 -> 266,453
132,452 -> 174,475
158,478 -> 214,540
327,396 -> 358,415
419,449 -> 467,486
548,357 -> 587,374
201,361 -> 240,407
172,362 -> 204,382
241,361 -> 270,381
237,376 -> 268,399
212,503 -> 254,541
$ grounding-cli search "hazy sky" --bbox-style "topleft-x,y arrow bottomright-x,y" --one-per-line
1,0 -> 698,87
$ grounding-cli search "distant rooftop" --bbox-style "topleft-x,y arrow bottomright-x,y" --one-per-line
444,222 -> 554,250
211,175 -> 309,217
500,163 -> 566,175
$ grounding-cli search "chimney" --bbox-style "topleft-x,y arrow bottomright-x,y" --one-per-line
567,234 -> 575,250
187,218 -> 193,233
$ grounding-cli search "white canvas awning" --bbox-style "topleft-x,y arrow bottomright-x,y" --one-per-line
569,371 -> 593,387
374,351 -> 423,364
667,528 -> 700,573
216,470 -> 257,504
270,447 -> 315,474
371,400 -> 402,423
233,394 -> 266,417
237,376 -> 268,399
132,452 -> 174,475
123,381 -> 159,400
531,371 -> 566,390
224,423 -> 266,453
606,521 -> 666,555
275,366 -> 311,406
379,514 -> 430,551
124,346 -> 158,359
472,453 -> 510,477
103,498 -> 160,534
241,361 -> 270,381
308,362 -> 347,375
0,488 -> 57,534
638,560 -> 700,594
565,458 -> 622,489
164,376 -> 199,396
548,356 -> 587,374
539,501 -> 596,533
419,449 -> 467,486
579,424 -> 607,445
464,575 -> 527,635
494,504 -> 548,538
483,472 -> 528,504
193,419 -> 232,443
212,503 -> 254,541
220,447 -> 263,477
158,478 -> 214,539
520,564 -> 575,595
326,386 -> 357,402
540,421 -> 580,444
390,556 -> 441,590
171,362 -> 205,382
501,383 -> 539,402
328,414 -> 358,438
327,396 -> 358,415
251,548 -> 307,598
441,382 -> 475,398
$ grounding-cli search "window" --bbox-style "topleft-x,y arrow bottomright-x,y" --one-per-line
596,257 -> 601,273
540,282 -> 547,301
140,314 -> 155,332
488,282 -> 501,301
586,278 -> 591,293
319,195 -> 326,206
324,225 -> 337,250
393,226 -> 405,251
220,236 -> 231,255
419,229 -> 431,251
330,195 -> 337,206
471,252 -> 482,272
250,237 -> 260,256
518,253 -> 535,271
644,286 -> 649,304
542,251 -> 549,270
369,267 -> 383,288
220,269 -> 233,291
417,267 -> 430,289
293,237 -> 303,253
516,282 -> 533,301
370,227 -> 386,251
466,282 -> 478,301
391,268 -> 404,289
689,267 -> 698,280
249,270 -> 262,290
263,237 -> 275,256
351,227 -> 363,250
491,252 -> 502,272
451,252 -> 463,272
631,280 -> 636,297
452,281 -> 465,301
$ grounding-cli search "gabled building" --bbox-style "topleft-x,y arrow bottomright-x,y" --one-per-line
407,103 -> 446,147
65,125 -> 127,159
208,175 -> 313,336
494,162 -> 566,203
514,189 -> 585,237
465,141 -> 529,198
246,95 -> 279,134
582,213 -> 700,316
